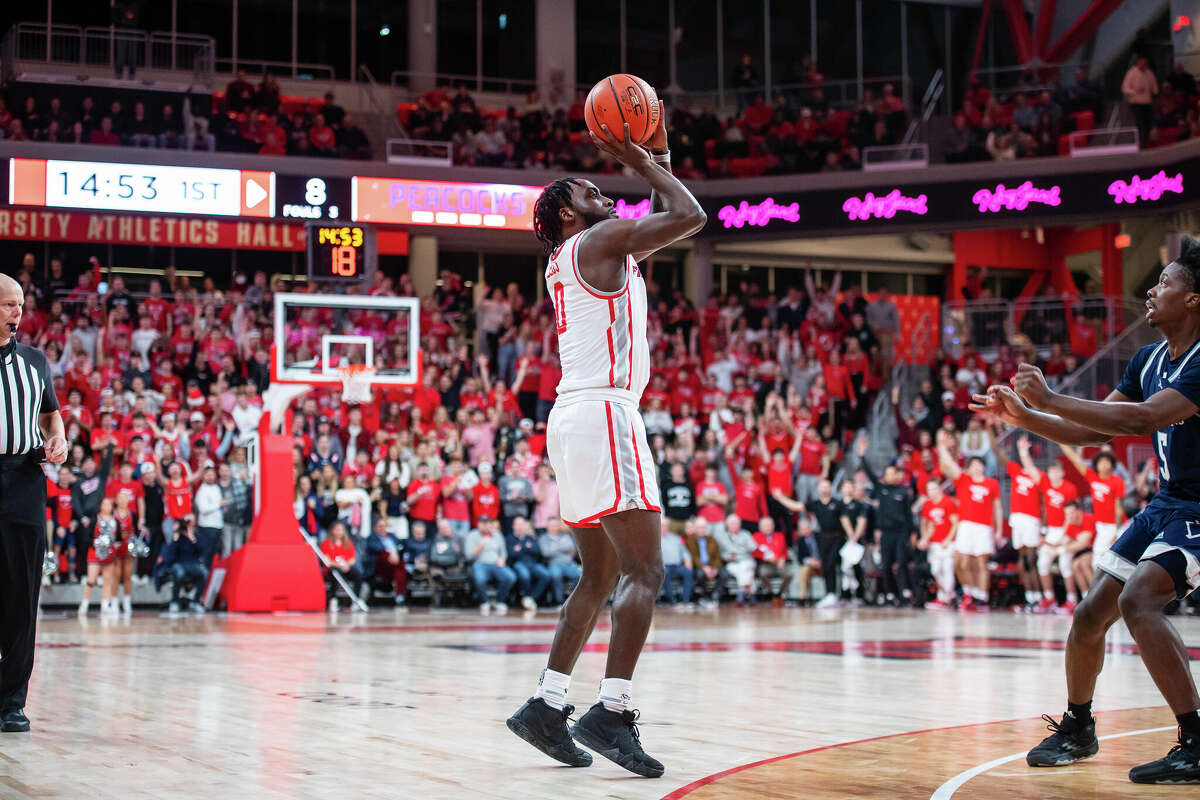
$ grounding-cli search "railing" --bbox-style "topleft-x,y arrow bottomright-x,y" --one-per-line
862,143 -> 929,171
941,295 -> 1146,360
392,70 -> 542,107
386,138 -> 452,167
2,22 -> 215,81
989,315 -> 1161,475
866,311 -> 932,472
692,75 -> 912,116
902,68 -> 943,145
215,57 -> 335,82
971,61 -> 1089,100
1068,126 -> 1140,156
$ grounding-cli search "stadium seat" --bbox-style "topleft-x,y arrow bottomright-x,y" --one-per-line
1070,110 -> 1095,132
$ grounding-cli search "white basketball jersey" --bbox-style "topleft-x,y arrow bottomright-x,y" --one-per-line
545,228 -> 650,405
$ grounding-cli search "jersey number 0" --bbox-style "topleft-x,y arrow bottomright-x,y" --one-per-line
553,283 -> 567,333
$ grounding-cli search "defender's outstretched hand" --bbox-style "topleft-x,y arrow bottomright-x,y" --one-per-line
1011,363 -> 1052,409
969,384 -> 1028,427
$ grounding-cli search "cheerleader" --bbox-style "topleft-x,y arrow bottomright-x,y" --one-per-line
112,493 -> 138,616
79,498 -> 119,616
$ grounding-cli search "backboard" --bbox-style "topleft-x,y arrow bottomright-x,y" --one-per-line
272,292 -> 420,387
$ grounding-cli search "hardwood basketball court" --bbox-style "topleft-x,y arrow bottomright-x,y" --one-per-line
3,607 -> 1197,799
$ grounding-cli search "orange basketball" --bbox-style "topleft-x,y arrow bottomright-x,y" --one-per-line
584,73 -> 662,144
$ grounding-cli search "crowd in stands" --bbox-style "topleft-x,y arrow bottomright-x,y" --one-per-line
407,56 -> 907,178
0,74 -> 370,159
8,249 -> 1174,615
946,58 -> 1200,162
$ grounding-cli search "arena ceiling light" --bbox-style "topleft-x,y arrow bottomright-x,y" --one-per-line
379,24 -> 390,36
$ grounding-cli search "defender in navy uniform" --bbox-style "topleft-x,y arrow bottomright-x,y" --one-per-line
974,236 -> 1200,784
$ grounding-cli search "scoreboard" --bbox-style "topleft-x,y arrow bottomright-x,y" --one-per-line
305,222 -> 376,283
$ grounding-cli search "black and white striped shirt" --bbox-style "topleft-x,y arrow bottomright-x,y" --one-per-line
0,341 -> 58,455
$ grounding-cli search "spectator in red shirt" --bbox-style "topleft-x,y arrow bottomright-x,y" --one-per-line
726,448 -> 768,531
87,116 -> 120,145
406,463 -> 441,526
751,516 -> 792,599
440,456 -> 475,539
471,462 -> 501,524
308,113 -> 337,154
320,521 -> 364,605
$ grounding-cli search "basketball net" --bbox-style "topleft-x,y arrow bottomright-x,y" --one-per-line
337,364 -> 376,404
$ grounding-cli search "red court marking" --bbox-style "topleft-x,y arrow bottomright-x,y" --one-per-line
657,707 -> 1167,800
352,623 -> 568,633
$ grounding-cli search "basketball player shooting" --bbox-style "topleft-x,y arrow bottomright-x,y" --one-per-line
971,236 -> 1200,784
505,112 -> 705,778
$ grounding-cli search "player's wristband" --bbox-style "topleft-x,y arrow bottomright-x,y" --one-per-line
651,149 -> 671,165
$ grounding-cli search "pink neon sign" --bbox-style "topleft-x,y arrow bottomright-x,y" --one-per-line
842,190 -> 928,221
972,181 -> 1062,213
614,198 -> 651,219
717,197 -> 801,229
1108,170 -> 1184,204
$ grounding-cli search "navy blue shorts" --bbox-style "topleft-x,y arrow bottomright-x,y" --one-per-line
1095,494 -> 1200,599
52,525 -> 72,549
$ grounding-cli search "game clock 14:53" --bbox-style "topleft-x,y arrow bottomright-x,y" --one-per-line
306,222 -> 376,283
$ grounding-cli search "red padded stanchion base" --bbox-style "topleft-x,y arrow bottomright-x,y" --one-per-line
220,541 -> 326,612
219,429 -> 326,612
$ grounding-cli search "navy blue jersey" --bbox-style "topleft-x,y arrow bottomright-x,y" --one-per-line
1116,338 -> 1200,500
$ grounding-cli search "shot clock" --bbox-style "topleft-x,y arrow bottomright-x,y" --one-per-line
305,222 -> 376,283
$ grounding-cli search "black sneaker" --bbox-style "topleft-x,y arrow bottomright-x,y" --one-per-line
1026,713 -> 1099,767
0,708 -> 30,733
506,698 -> 592,767
1129,729 -> 1200,784
570,703 -> 665,778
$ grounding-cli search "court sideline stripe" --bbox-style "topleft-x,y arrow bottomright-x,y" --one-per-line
657,707 -> 1170,800
928,724 -> 1176,799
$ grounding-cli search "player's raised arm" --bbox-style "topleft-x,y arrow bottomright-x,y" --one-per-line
1011,362 -> 1198,438
969,384 -> 1119,446
935,430 -> 962,481
584,123 -> 706,262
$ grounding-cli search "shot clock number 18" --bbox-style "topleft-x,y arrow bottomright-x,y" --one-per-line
305,222 -> 376,283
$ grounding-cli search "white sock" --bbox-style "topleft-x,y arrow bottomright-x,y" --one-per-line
598,678 -> 632,713
1043,589 -> 1054,600
534,668 -> 571,711
1067,592 -> 1078,603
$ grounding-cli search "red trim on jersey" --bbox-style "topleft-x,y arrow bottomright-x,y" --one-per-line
607,299 -> 618,387
579,402 -> 622,524
625,272 -> 634,391
561,518 -> 602,529
629,410 -> 655,509
570,231 -> 626,299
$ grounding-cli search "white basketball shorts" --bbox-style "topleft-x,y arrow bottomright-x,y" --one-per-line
1043,526 -> 1066,547
1009,512 -> 1042,549
1092,521 -> 1119,557
547,397 -> 661,529
954,520 -> 995,556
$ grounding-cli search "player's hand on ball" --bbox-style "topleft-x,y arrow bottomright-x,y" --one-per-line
45,435 -> 68,465
643,97 -> 668,154
1011,363 -> 1052,408
590,123 -> 653,170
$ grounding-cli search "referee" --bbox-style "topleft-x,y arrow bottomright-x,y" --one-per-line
0,274 -> 67,733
